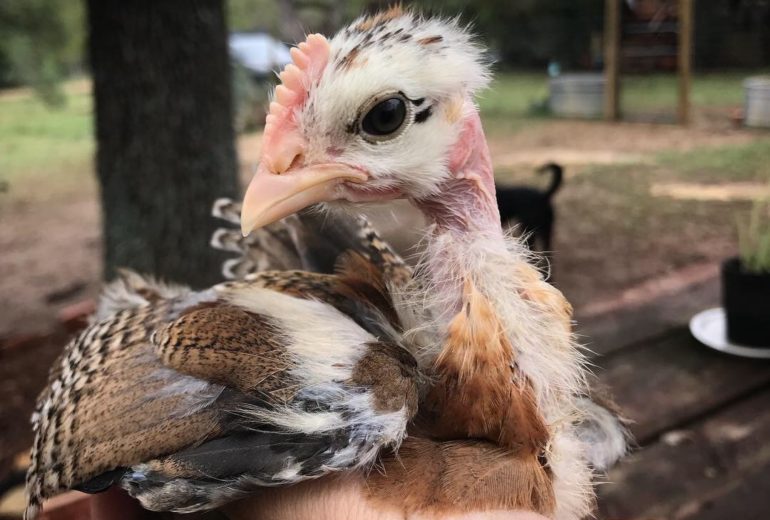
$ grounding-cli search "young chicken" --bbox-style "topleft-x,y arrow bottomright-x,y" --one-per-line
26,8 -> 626,520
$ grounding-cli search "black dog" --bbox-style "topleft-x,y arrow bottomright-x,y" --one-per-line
495,162 -> 563,255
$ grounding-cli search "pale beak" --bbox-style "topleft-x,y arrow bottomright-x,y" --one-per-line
240,163 -> 368,236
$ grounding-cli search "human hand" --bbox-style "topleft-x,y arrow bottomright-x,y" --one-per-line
91,480 -> 549,520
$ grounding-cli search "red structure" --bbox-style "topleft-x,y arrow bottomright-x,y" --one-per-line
622,0 -> 680,72
604,0 -> 693,124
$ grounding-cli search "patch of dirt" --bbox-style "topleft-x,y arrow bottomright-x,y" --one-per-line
0,182 -> 101,339
236,132 -> 264,170
486,118 -> 758,173
552,163 -> 742,307
494,148 -> 648,168
650,182 -> 770,201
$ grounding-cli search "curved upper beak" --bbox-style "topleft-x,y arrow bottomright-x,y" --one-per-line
240,162 -> 369,236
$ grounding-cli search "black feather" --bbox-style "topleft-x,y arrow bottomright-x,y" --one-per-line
415,106 -> 432,123
76,468 -> 128,493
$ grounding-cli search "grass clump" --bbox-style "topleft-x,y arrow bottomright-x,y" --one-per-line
656,140 -> 770,184
738,199 -> 770,274
0,79 -> 93,190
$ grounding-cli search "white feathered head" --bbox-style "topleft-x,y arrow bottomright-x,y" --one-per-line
242,7 -> 493,235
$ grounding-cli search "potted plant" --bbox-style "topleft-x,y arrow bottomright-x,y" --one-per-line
723,199 -> 770,347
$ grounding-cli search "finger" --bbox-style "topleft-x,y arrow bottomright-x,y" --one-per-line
90,487 -> 158,520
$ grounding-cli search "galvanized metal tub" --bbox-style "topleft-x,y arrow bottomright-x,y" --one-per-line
549,73 -> 605,119
744,76 -> 770,128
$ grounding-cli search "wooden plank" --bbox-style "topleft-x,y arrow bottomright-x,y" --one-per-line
599,386 -> 770,519
595,328 -> 770,443
603,0 -> 621,121
677,0 -> 694,125
684,462 -> 770,520
576,269 -> 719,357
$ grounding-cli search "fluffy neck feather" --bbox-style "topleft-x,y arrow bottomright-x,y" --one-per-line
402,224 -> 593,520
409,107 -> 585,407
393,71 -> 596,520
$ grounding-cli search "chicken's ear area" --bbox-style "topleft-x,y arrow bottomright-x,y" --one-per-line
448,109 -> 495,192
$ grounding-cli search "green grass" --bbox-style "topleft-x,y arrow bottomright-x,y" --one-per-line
560,139 -> 770,282
656,139 -> 770,183
479,72 -> 549,118
564,135 -> 770,262
620,72 -> 758,113
577,138 -> 770,193
480,70 -> 770,123
0,82 -> 94,187
478,72 -> 549,134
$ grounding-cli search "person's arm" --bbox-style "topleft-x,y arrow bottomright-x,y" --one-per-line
91,487 -> 158,520
91,481 -> 549,520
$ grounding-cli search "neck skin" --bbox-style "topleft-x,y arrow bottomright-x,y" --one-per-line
417,109 -> 502,238
412,108 -> 506,317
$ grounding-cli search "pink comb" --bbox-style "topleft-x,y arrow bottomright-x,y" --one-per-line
262,33 -> 330,173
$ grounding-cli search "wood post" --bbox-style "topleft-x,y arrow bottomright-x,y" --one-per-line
604,0 -> 621,121
678,0 -> 694,125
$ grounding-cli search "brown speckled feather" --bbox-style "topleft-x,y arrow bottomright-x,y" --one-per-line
25,264 -> 420,517
211,199 -> 413,290
26,298 -> 225,516
425,279 -> 549,454
153,305 -> 294,398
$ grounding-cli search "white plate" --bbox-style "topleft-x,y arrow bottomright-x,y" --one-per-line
690,307 -> 770,359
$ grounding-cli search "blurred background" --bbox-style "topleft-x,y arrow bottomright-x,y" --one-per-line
1,1 -> 769,518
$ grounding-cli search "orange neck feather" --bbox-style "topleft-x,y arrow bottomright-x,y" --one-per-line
423,279 -> 550,455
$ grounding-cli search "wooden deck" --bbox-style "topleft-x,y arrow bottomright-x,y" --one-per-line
581,275 -> 770,519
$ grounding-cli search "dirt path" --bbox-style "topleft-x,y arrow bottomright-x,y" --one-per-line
0,181 -> 101,338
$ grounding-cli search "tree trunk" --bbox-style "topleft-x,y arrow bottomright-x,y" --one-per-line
87,0 -> 239,288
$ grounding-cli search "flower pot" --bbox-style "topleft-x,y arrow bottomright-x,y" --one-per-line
722,257 -> 770,347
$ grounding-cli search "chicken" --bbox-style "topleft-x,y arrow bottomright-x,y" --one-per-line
25,8 -> 627,520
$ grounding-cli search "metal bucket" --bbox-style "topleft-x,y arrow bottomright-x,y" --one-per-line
744,76 -> 770,129
549,73 -> 605,119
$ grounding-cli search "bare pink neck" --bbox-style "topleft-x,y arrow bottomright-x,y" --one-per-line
413,109 -> 504,317
417,109 -> 502,238
417,178 -> 501,236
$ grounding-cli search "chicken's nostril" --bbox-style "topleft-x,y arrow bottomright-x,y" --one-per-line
289,153 -> 304,171
268,152 -> 301,175
266,138 -> 306,174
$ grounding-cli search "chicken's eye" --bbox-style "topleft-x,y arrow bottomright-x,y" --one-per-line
359,93 -> 411,143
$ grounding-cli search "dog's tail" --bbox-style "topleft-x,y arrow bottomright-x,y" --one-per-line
538,162 -> 563,198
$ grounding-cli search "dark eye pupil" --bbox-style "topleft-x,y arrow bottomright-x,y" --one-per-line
361,97 -> 406,136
